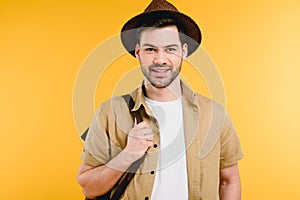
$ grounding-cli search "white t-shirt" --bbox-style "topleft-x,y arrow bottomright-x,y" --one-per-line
145,97 -> 188,200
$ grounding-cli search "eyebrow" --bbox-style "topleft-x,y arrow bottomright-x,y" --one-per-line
142,43 -> 180,48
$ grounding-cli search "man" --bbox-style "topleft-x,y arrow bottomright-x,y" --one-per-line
77,0 -> 243,199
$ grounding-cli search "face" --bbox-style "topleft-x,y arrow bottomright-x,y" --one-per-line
135,26 -> 188,88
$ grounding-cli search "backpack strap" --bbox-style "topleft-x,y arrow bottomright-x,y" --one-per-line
83,94 -> 146,200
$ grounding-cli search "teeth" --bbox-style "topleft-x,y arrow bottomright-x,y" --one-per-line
153,69 -> 168,73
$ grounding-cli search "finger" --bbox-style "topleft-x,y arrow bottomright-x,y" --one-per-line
142,133 -> 154,140
129,132 -> 154,140
146,141 -> 154,148
133,127 -> 153,136
136,121 -> 148,128
134,117 -> 137,126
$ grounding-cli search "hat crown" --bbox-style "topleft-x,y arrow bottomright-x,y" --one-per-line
121,0 -> 201,57
144,0 -> 179,13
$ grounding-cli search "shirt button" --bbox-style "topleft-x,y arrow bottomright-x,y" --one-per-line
150,171 -> 155,175
153,144 -> 158,148
145,197 -> 149,200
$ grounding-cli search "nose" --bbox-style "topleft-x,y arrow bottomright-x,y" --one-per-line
153,49 -> 167,65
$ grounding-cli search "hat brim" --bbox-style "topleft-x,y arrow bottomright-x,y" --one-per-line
121,10 -> 202,57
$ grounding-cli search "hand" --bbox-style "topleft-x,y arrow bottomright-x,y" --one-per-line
124,119 -> 154,160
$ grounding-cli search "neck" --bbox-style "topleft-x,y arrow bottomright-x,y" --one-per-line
144,77 -> 182,102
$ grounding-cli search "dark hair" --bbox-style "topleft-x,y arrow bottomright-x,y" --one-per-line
136,17 -> 187,45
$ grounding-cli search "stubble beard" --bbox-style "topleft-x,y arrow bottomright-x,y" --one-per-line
141,62 -> 182,88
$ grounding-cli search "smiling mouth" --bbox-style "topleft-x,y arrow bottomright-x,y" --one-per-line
152,68 -> 170,73
150,68 -> 171,77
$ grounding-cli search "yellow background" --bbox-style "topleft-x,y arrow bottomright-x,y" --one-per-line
1,0 -> 299,199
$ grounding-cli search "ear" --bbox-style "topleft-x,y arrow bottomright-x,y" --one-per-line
135,44 -> 140,59
182,43 -> 188,59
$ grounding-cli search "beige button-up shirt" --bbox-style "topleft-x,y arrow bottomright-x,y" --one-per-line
82,82 -> 243,200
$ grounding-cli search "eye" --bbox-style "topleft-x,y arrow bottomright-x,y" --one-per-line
144,47 -> 156,53
166,47 -> 177,53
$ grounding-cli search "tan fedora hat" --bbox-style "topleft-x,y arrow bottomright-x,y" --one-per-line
121,0 -> 202,57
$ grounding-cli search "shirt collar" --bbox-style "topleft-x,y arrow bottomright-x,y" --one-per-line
131,80 -> 197,113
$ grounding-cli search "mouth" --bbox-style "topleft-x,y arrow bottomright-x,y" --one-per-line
152,68 -> 170,73
150,68 -> 171,77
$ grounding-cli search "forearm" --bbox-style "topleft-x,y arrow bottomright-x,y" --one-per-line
78,151 -> 138,199
219,164 -> 241,200
219,180 -> 241,200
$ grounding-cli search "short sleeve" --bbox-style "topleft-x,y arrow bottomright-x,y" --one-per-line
81,105 -> 111,167
219,113 -> 244,168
